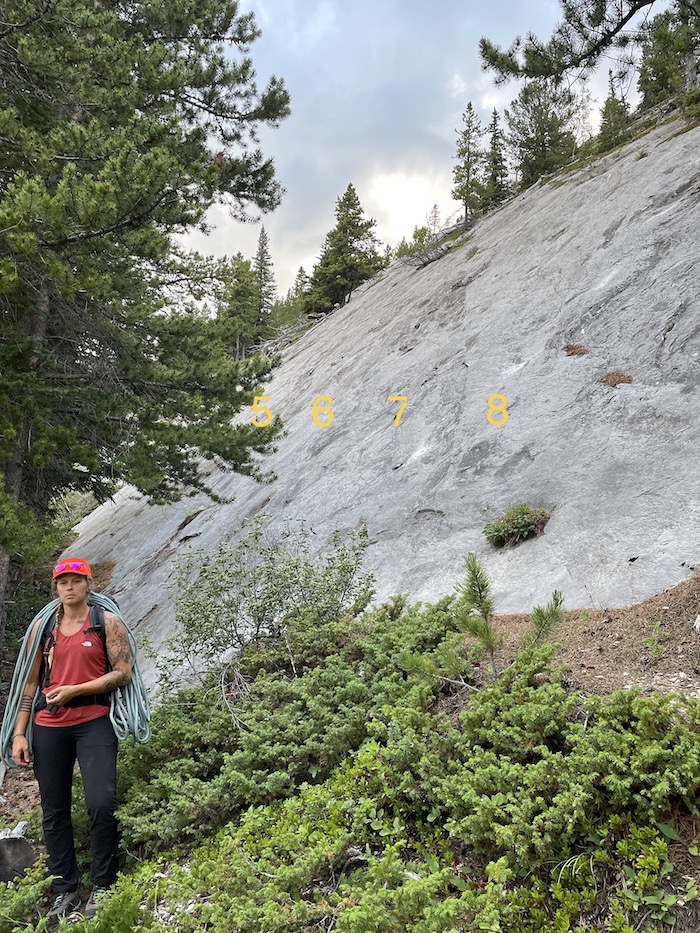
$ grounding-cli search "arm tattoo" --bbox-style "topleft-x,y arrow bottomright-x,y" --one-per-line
19,696 -> 33,712
105,613 -> 133,687
103,670 -> 130,689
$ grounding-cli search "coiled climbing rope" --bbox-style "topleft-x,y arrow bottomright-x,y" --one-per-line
1,592 -> 151,768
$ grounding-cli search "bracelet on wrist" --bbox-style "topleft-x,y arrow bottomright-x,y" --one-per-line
13,733 -> 25,739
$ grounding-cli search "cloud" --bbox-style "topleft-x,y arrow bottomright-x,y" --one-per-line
448,73 -> 469,99
367,172 -> 459,249
255,0 -> 338,51
189,0 -> 620,293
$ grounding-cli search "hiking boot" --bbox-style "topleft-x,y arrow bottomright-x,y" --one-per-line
84,886 -> 109,919
47,890 -> 82,925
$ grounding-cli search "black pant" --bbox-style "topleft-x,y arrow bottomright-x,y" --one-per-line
33,716 -> 118,892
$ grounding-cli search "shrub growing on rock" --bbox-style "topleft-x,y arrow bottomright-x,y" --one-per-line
483,503 -> 550,546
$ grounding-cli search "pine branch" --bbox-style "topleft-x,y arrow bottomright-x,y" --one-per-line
0,0 -> 58,40
480,0 -> 660,82
521,590 -> 565,649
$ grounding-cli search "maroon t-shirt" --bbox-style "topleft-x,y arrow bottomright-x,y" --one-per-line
34,614 -> 110,727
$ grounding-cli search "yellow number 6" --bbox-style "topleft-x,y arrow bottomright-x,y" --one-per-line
312,396 -> 334,427
251,395 -> 273,427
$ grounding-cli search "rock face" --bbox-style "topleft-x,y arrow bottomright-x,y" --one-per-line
71,118 -> 700,688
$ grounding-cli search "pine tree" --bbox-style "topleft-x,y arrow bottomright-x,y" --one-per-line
214,254 -> 262,360
638,9 -> 694,108
253,226 -> 276,326
505,80 -> 579,189
427,204 -> 442,236
482,109 -> 510,210
0,0 -> 290,652
394,225 -> 438,266
452,102 -> 486,228
291,266 -> 312,299
306,184 -> 386,315
597,71 -> 631,152
270,267 -> 311,330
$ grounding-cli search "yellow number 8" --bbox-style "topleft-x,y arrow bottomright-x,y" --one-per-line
487,394 -> 508,426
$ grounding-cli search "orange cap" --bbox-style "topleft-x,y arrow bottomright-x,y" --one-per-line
53,558 -> 92,579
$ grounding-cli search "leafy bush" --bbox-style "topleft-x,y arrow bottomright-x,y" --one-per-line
482,503 -> 550,546
122,649 -> 700,932
117,596 -> 462,855
394,208 -> 458,268
159,516 -> 375,690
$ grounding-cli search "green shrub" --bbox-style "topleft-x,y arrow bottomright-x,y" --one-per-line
117,597 -> 461,855
682,88 -> 700,119
104,539 -> 700,931
132,649 -> 700,932
159,516 -> 375,691
0,858 -> 51,933
483,502 -> 550,546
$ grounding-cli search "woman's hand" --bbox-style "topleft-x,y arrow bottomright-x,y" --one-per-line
12,735 -> 31,766
44,685 -> 78,707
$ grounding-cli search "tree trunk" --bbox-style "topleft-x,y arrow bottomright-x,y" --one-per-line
686,51 -> 698,90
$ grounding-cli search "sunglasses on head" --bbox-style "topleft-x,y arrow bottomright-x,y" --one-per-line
54,561 -> 85,574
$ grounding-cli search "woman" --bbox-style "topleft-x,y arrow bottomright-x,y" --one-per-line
11,558 -> 132,924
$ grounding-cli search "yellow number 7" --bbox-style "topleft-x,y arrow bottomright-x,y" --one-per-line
389,395 -> 408,426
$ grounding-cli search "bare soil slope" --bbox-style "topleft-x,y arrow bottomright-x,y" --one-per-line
486,570 -> 700,697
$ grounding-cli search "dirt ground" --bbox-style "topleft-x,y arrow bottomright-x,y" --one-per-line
0,765 -> 41,829
485,570 -> 700,697
2,572 -> 700,829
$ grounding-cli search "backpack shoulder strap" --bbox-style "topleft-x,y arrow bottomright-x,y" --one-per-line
39,611 -> 58,691
86,604 -> 111,673
86,604 -> 107,645
40,611 -> 57,647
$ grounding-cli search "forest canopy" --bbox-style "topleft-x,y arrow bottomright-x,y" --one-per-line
0,0 -> 290,648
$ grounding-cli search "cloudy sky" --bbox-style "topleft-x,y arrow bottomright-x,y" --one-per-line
185,0 -> 621,294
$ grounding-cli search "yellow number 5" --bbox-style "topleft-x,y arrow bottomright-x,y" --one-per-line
389,395 -> 408,426
251,395 -> 273,427
487,394 -> 508,426
312,396 -> 334,427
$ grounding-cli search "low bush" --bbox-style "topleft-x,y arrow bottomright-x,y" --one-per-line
103,650 -> 700,932
0,858 -> 51,933
4,535 -> 695,932
117,596 -> 462,855
483,503 -> 550,547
